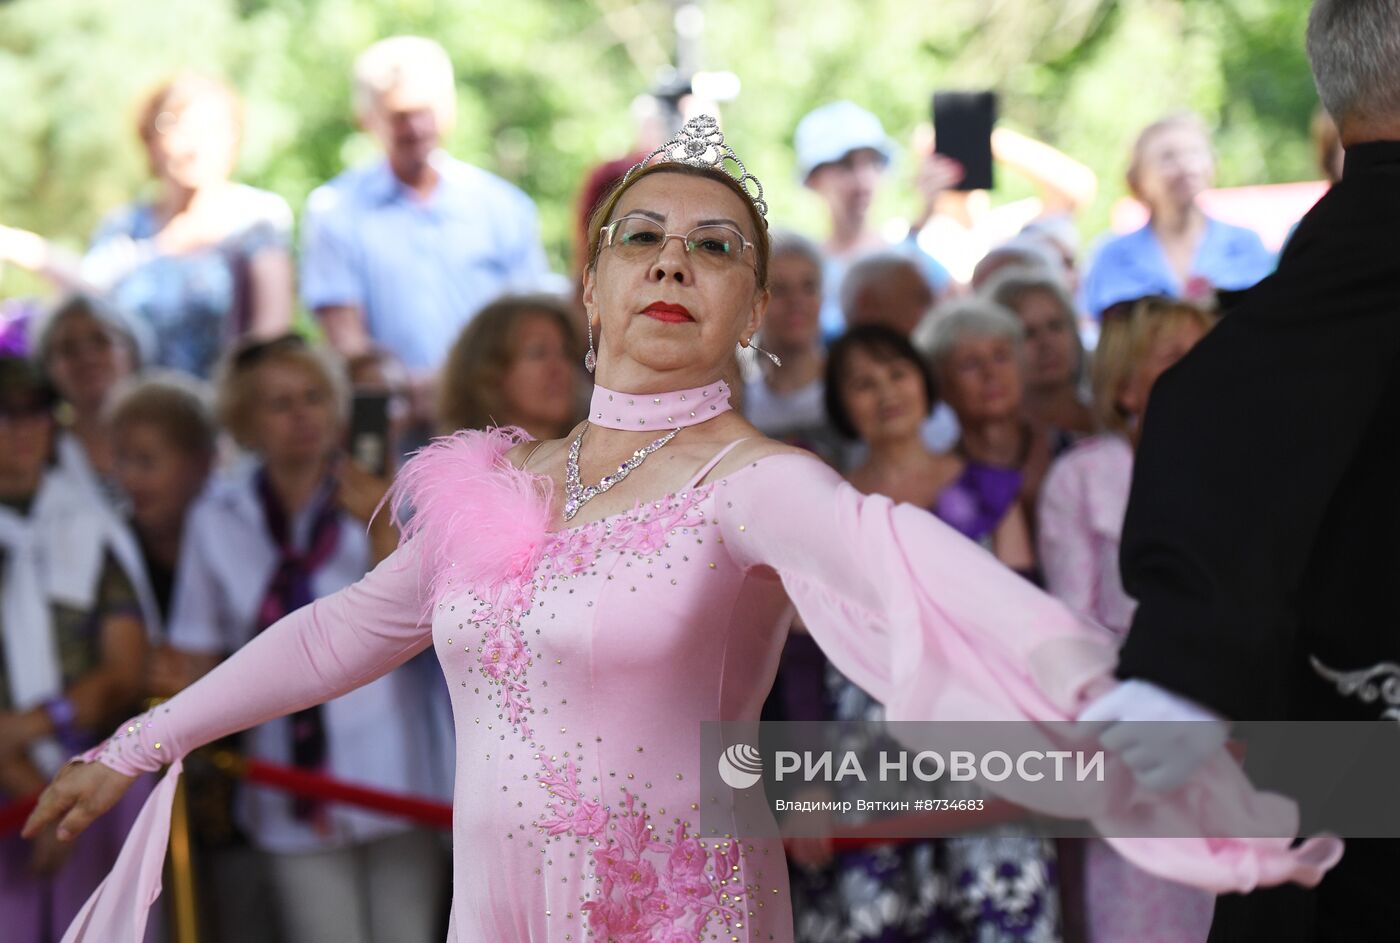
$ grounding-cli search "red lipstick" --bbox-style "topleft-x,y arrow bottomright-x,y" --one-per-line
642,301 -> 694,323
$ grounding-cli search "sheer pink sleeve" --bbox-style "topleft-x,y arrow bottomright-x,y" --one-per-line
716,453 -> 1342,896
1037,451 -> 1104,625
61,543 -> 433,942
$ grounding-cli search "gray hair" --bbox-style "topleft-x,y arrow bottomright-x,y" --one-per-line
769,230 -> 824,278
969,236 -> 1062,291
1308,0 -> 1400,129
352,36 -> 456,118
838,252 -> 926,323
33,292 -> 149,368
914,297 -> 1025,374
982,265 -> 1078,325
982,265 -> 1087,384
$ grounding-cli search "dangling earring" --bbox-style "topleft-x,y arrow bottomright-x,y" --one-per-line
585,318 -> 597,373
742,337 -> 782,368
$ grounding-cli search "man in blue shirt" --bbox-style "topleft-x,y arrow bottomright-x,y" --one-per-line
301,36 -> 549,372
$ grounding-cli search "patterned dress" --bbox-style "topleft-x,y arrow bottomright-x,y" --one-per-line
788,461 -> 1060,943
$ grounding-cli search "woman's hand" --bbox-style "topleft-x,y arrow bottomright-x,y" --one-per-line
0,223 -> 47,269
336,458 -> 392,525
336,459 -> 400,565
0,709 -> 47,757
21,759 -> 137,843
912,152 -> 965,229
0,223 -> 88,290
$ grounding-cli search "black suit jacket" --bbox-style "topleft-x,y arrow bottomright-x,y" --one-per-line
1116,141 -> 1400,722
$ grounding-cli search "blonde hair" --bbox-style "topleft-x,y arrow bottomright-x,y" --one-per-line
352,36 -> 456,122
136,73 -> 242,164
214,336 -> 349,449
438,295 -> 581,434
1126,112 -> 1212,202
1092,296 -> 1217,437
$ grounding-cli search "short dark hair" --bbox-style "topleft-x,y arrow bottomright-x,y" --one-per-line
824,324 -> 937,440
0,355 -> 57,416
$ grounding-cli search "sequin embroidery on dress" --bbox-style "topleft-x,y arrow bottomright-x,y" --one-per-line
395,425 -> 787,941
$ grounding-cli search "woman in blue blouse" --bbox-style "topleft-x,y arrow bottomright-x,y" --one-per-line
0,74 -> 293,378
1082,113 -> 1275,317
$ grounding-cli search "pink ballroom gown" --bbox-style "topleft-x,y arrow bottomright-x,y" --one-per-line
62,429 -> 1340,942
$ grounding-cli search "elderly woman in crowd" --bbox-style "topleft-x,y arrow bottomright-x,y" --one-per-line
780,324 -> 1052,941
34,294 -> 141,505
437,294 -> 582,439
1080,112 -> 1274,317
1037,295 -> 1217,942
741,232 -> 843,466
150,335 -> 445,943
0,357 -> 156,943
984,266 -> 1095,440
832,325 -> 1032,567
916,297 -> 1068,544
107,374 -> 216,628
0,74 -> 293,378
968,235 -> 1063,293
839,252 -> 960,455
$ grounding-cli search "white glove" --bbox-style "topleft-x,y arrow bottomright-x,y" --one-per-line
1076,680 -> 1230,793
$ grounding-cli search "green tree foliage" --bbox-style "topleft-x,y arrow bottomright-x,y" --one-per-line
0,0 -> 1321,300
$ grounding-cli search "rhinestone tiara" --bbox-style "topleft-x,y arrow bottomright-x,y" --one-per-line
621,114 -> 768,221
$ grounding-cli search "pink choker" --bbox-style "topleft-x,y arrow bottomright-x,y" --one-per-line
588,379 -> 732,431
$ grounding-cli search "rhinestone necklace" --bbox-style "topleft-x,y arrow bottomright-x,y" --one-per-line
563,422 -> 680,521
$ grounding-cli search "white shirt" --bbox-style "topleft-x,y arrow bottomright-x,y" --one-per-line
169,461 -> 441,852
743,376 -> 827,433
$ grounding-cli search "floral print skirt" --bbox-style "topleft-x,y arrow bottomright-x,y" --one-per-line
790,832 -> 1060,942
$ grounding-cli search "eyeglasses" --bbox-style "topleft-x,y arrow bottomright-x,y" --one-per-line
600,215 -> 755,271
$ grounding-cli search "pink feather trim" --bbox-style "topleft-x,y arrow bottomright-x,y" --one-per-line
387,427 -> 553,614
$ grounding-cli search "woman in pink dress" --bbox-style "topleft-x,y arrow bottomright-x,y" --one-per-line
25,118 -> 1338,943
1038,295 -> 1219,941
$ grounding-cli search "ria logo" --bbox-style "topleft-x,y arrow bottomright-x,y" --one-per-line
717,743 -> 763,789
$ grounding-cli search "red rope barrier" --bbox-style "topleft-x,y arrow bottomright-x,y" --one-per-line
0,796 -> 38,836
2,753 -> 1030,849
237,758 -> 453,830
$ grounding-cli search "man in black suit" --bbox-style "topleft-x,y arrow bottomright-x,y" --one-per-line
1078,1 -> 1400,939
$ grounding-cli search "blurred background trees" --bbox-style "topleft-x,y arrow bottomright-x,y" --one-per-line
0,0 -> 1320,295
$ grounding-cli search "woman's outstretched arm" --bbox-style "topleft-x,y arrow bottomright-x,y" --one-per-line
23,540 -> 432,841
715,452 -> 1340,894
